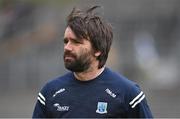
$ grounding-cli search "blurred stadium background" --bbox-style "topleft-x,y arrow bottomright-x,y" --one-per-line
0,0 -> 180,117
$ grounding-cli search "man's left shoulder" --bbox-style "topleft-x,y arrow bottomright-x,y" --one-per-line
106,68 -> 136,87
105,68 -> 143,98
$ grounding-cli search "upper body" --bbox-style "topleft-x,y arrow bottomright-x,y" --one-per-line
33,6 -> 153,118
33,67 -> 153,118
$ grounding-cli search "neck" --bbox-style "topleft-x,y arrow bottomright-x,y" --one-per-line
74,66 -> 105,81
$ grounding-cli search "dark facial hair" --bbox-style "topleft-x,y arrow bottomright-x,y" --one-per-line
64,49 -> 93,72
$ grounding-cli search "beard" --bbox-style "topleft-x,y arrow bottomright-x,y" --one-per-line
63,49 -> 93,72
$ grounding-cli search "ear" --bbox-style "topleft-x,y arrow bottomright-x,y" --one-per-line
94,51 -> 101,57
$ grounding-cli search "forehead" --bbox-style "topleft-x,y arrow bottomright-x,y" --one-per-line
64,27 -> 93,47
64,27 -> 77,39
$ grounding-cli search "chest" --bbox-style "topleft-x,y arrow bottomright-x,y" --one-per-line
47,84 -> 126,118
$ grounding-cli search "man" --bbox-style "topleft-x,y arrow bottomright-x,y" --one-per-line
33,6 -> 153,118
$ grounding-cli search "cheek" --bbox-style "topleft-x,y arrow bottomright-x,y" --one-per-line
80,47 -> 95,57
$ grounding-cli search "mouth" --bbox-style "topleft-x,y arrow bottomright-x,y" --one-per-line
64,51 -> 76,61
64,56 -> 74,60
64,54 -> 76,61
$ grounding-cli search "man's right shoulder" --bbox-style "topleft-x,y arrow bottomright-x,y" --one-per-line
42,72 -> 73,90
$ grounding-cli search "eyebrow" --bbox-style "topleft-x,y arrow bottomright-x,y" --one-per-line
63,37 -> 76,41
63,37 -> 83,43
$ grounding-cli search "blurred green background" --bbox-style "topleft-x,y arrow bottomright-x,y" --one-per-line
0,0 -> 180,117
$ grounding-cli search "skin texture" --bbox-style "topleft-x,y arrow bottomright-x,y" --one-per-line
63,27 -> 103,81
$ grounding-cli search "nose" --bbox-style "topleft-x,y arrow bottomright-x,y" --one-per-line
64,42 -> 73,51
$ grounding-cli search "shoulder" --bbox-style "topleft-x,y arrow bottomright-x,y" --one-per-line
104,68 -> 153,117
103,67 -> 137,90
104,67 -> 144,102
47,72 -> 73,87
39,72 -> 73,97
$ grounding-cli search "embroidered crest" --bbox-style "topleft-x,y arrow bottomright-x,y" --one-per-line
96,102 -> 108,114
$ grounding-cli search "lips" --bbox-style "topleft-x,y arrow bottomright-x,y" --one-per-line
64,56 -> 74,60
64,53 -> 76,61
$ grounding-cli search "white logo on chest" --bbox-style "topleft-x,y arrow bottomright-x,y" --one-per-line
105,88 -> 116,98
53,88 -> 65,97
53,103 -> 69,111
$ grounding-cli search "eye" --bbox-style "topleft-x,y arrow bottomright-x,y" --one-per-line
73,40 -> 80,44
64,38 -> 68,44
72,39 -> 83,44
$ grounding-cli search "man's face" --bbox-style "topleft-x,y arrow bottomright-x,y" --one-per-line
63,27 -> 95,72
